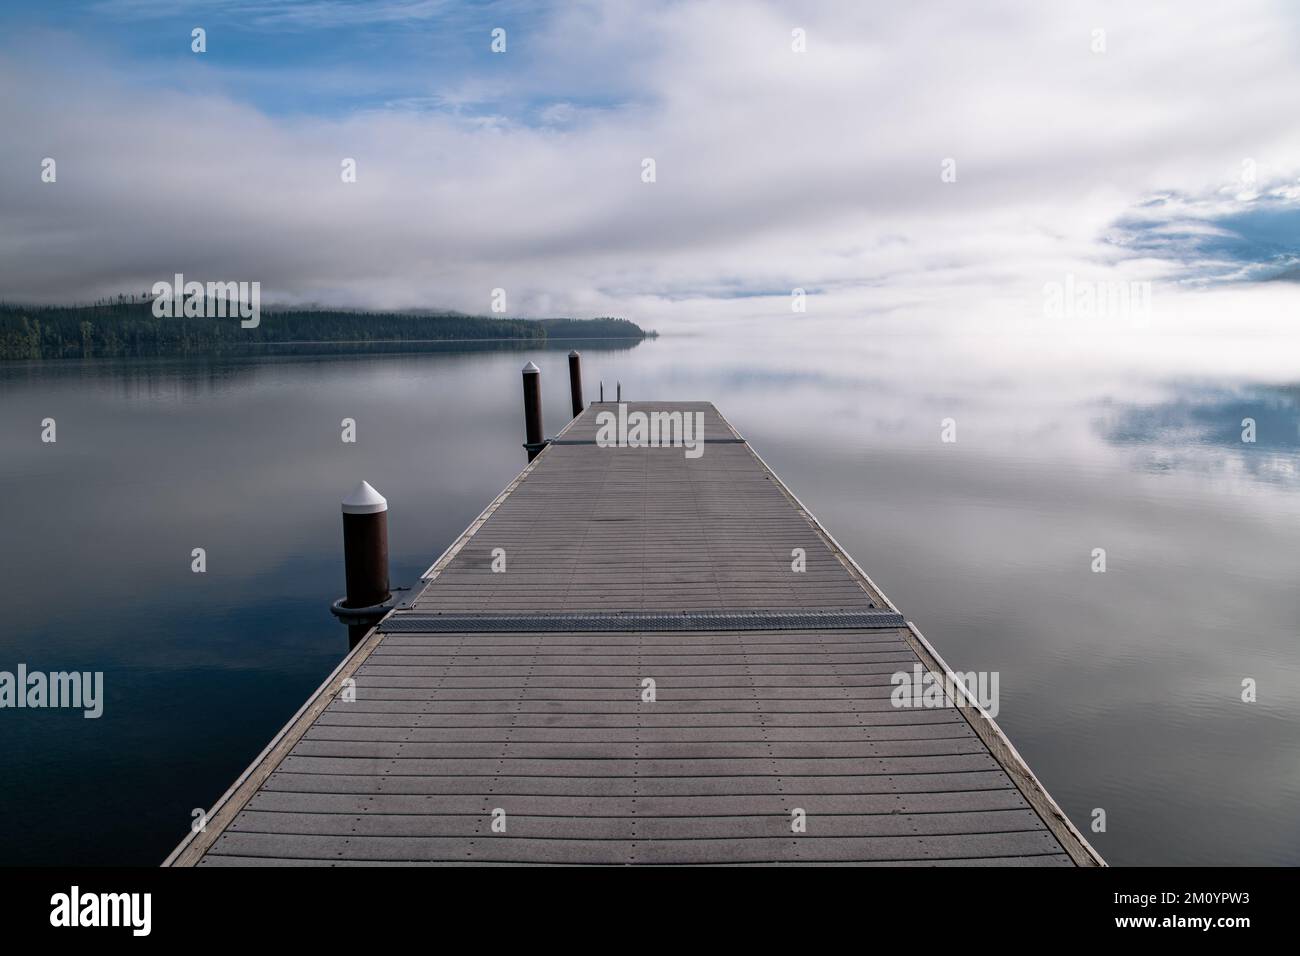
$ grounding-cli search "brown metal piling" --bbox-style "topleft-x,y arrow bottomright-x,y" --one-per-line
567,351 -> 584,418
522,361 -> 544,461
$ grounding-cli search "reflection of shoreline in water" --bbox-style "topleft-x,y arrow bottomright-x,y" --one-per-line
2,330 -> 1297,867
254,336 -> 648,353
0,335 -> 652,402
0,335 -> 648,363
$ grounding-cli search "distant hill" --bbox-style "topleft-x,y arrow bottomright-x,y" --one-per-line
533,317 -> 651,339
0,300 -> 654,360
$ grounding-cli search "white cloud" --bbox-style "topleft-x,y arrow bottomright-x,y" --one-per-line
3,0 -> 1300,330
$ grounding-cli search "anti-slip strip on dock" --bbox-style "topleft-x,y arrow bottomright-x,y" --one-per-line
546,438 -> 747,444
379,609 -> 907,632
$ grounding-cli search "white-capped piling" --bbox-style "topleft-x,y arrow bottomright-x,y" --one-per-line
341,481 -> 390,609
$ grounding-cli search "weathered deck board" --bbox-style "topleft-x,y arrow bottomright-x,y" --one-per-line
167,401 -> 1102,867
245,788 -> 1030,815
257,770 -> 1022,797
196,853 -> 1078,867
198,831 -> 1069,865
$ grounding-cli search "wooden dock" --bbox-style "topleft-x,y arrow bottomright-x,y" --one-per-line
166,401 -> 1103,866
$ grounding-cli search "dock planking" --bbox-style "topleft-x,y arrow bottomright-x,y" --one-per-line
166,401 -> 1102,867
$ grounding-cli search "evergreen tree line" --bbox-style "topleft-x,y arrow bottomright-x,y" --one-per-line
0,301 -> 651,360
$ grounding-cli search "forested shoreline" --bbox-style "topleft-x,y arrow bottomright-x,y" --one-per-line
0,301 -> 653,360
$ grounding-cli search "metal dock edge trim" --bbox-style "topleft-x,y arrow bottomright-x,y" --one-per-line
165,393 -> 594,865
415,403 -> 589,585
904,621 -> 1107,868
163,623 -> 388,866
711,405 -> 897,613
713,405 -> 1103,866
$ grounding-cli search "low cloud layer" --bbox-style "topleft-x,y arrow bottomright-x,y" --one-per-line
3,0 -> 1300,329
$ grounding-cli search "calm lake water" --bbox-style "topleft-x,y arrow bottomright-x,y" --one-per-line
1,322 -> 1298,866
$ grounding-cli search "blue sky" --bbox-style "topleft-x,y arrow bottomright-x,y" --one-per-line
2,0 -> 611,119
2,0 -> 1300,326
1111,194 -> 1300,285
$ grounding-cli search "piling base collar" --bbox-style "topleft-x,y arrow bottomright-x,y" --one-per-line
329,594 -> 397,624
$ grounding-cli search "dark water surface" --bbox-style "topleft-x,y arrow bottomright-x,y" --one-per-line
2,328 -> 1297,866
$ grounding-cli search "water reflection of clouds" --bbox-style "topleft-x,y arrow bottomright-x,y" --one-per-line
4,331 -> 1299,867
1098,383 -> 1300,486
